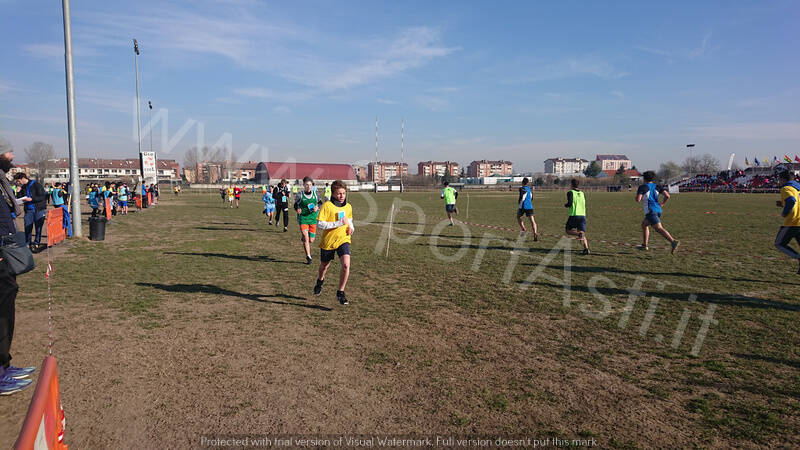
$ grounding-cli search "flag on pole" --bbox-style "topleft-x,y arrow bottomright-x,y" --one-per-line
773,156 -> 779,164
754,157 -> 760,166
784,155 -> 792,163
745,157 -> 750,166
795,155 -> 800,163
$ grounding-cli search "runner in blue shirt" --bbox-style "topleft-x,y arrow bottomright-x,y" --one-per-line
635,171 -> 679,254
517,178 -> 539,241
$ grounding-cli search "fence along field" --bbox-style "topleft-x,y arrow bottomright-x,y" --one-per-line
2,189 -> 798,448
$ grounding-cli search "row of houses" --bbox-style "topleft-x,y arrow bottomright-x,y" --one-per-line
544,154 -> 640,179
188,159 -> 514,184
12,158 -> 180,183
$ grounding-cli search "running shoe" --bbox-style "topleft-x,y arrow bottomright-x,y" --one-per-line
314,279 -> 324,296
581,248 -> 590,255
305,255 -> 312,265
671,240 -> 680,255
283,227 -> 288,232
337,290 -> 349,305
636,245 -> 649,251
0,376 -> 32,395
533,233 -> 539,242
3,366 -> 35,379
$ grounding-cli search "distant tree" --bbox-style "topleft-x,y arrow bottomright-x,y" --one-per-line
534,177 -> 544,187
698,153 -> 720,174
441,172 -> 452,184
25,141 -> 56,178
553,177 -> 560,186
658,161 -> 682,181
682,156 -> 702,174
615,166 -> 630,184
584,161 -> 602,177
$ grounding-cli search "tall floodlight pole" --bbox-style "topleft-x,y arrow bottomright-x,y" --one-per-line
62,0 -> 82,237
687,143 -> 695,175
147,100 -> 153,153
134,39 -> 143,186
400,119 -> 404,193
374,116 -> 378,185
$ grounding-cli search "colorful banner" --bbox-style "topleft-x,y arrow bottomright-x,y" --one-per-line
14,355 -> 68,449
46,208 -> 66,247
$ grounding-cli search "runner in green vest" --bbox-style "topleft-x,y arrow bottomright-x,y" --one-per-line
564,178 -> 589,255
294,176 -> 322,264
441,181 -> 458,226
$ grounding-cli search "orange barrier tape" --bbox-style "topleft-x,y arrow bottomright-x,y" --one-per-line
14,355 -> 68,450
104,198 -> 112,221
46,209 -> 65,248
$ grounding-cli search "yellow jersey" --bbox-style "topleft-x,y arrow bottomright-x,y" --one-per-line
317,201 -> 353,250
780,181 -> 800,227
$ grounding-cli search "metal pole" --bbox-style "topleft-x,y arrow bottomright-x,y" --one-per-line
400,119 -> 404,193
374,116 -> 378,186
148,101 -> 153,153
62,0 -> 82,237
134,39 -> 142,159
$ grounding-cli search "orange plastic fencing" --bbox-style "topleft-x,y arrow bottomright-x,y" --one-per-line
14,355 -> 68,450
104,198 -> 112,221
135,195 -> 142,209
147,192 -> 152,206
46,208 -> 65,248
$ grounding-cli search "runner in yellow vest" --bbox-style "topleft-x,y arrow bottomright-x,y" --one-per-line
564,178 -> 589,255
441,181 -> 458,226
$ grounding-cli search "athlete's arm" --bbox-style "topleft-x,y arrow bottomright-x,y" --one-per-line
518,187 -> 525,204
782,195 -> 796,217
635,184 -> 648,202
660,189 -> 671,207
565,190 -> 573,208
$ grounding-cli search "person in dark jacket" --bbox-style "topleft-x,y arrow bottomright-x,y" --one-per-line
0,150 -> 35,395
13,173 -> 47,252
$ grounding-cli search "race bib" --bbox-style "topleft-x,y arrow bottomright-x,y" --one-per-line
308,203 -> 315,211
338,211 -> 345,221
282,196 -> 287,202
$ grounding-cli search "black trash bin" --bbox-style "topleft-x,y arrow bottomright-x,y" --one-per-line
89,217 -> 107,241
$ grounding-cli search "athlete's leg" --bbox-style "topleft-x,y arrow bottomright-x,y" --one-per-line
653,223 -> 675,243
318,260 -> 332,281
338,254 -> 350,291
529,215 -> 538,240
641,219 -> 650,246
300,228 -> 311,256
775,227 -> 800,259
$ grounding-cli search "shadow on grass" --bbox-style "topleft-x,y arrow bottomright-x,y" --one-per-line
518,279 -> 800,311
732,353 -> 800,369
165,251 -> 304,264
195,226 -> 262,231
416,242 -> 555,254
527,264 -> 771,284
137,282 -> 332,311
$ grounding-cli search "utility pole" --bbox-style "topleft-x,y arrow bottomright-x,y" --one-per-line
62,0 -> 82,236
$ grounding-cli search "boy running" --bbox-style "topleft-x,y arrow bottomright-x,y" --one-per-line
233,185 -> 243,208
441,181 -> 458,226
262,186 -> 275,226
636,171 -> 680,254
273,179 -> 291,231
564,178 -> 589,255
314,180 -> 354,305
226,185 -> 235,208
324,183 -> 332,202
295,176 -> 322,264
774,170 -> 800,274
517,177 -> 539,241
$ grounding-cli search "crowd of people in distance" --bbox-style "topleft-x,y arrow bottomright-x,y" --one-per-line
87,182 -> 159,217
678,170 -> 788,192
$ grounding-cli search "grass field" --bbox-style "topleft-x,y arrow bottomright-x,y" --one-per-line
2,189 -> 798,448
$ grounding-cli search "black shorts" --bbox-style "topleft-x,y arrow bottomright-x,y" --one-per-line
565,216 -> 587,232
445,204 -> 456,213
320,243 -> 351,263
517,208 -> 534,217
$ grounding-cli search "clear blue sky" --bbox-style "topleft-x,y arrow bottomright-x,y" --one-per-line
1,0 -> 798,173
